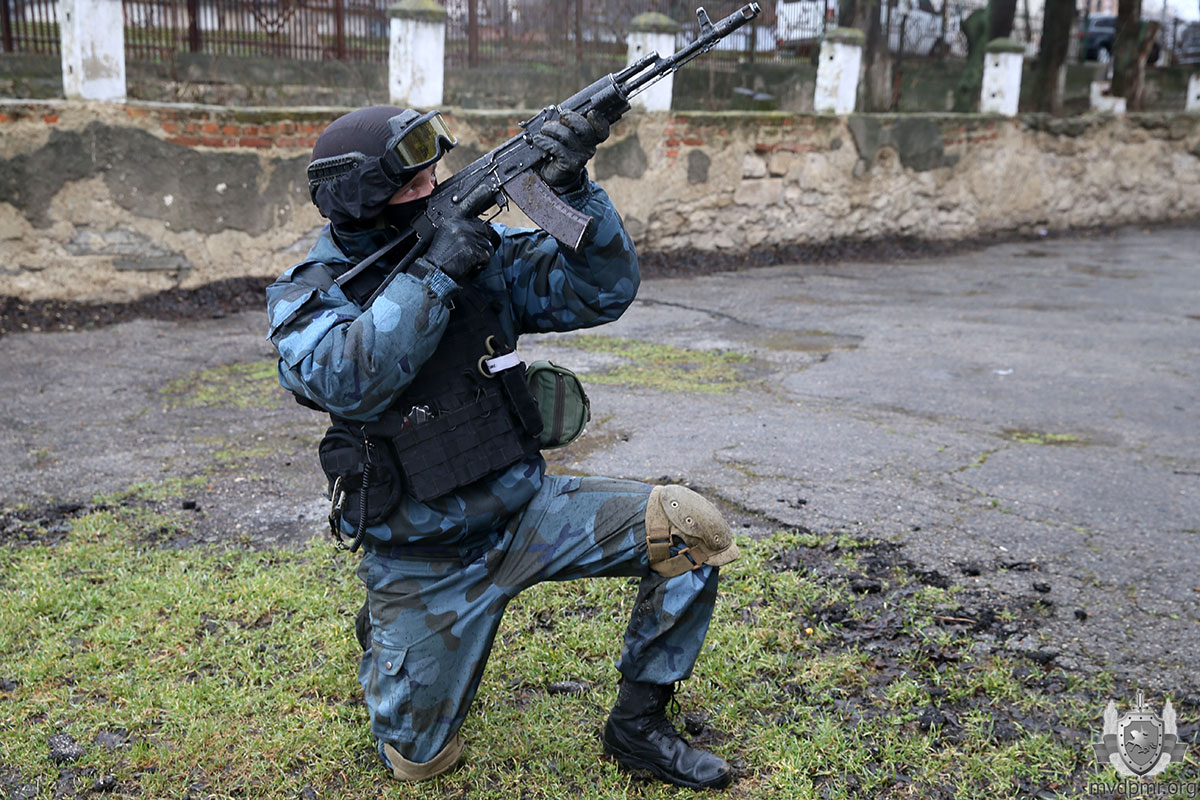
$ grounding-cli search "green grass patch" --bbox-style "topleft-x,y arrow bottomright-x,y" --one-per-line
1001,429 -> 1085,446
161,360 -> 282,410
0,492 -> 1146,798
559,335 -> 752,394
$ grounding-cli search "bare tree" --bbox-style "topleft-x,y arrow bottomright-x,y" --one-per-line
863,0 -> 893,109
952,0 -> 1018,111
841,0 -> 893,111
1031,0 -> 1075,112
1110,0 -> 1142,98
989,0 -> 1017,37
1110,0 -> 1160,109
952,7 -> 988,110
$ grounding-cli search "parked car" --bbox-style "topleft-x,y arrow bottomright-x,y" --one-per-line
1177,22 -> 1200,65
1081,14 -> 1161,64
776,0 -> 962,55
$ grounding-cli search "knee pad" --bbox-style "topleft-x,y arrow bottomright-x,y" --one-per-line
644,485 -> 740,578
383,734 -> 464,781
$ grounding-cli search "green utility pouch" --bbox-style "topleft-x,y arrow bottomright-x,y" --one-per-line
525,360 -> 590,449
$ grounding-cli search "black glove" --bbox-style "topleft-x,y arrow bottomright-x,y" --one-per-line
422,216 -> 497,283
533,110 -> 611,193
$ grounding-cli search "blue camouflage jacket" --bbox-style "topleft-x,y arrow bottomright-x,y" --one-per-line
266,180 -> 639,549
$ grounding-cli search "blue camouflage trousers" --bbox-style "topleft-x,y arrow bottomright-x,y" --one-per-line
356,474 -> 721,765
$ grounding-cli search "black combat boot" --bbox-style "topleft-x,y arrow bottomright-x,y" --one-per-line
602,680 -> 733,790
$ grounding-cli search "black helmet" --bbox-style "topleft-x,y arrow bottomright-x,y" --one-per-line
307,105 -> 457,225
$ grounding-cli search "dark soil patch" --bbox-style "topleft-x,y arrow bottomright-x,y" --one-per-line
0,276 -> 269,336
0,501 -> 98,545
761,531 -> 1178,796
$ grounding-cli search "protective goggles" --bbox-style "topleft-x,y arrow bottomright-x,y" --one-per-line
383,110 -> 457,175
307,110 -> 458,201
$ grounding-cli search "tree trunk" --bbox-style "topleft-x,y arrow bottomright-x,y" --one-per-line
1031,0 -> 1075,112
1110,0 -> 1141,98
989,0 -> 1018,38
953,7 -> 989,111
861,0 -> 894,110
952,0 -> 1018,111
839,0 -> 858,30
840,0 -> 893,109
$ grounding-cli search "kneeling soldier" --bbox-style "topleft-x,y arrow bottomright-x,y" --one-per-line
266,105 -> 740,790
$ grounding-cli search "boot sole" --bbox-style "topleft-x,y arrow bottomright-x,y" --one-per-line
602,740 -> 733,791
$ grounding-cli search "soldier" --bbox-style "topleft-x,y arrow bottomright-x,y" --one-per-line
265,105 -> 740,790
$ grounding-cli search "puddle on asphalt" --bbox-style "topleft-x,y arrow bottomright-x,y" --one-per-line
1068,264 -> 1140,280
775,294 -> 885,307
752,330 -> 864,352
1010,303 -> 1079,312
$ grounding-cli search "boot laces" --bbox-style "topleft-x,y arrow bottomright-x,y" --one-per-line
650,681 -> 684,740
668,680 -> 682,720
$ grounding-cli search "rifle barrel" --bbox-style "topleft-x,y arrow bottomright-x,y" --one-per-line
622,3 -> 762,96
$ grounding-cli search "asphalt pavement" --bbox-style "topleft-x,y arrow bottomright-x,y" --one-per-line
1,224 -> 1197,695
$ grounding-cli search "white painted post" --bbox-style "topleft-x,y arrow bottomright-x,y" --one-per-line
1187,73 -> 1200,112
627,13 -> 680,112
980,38 -> 1024,116
388,0 -> 446,108
59,0 -> 125,101
814,27 -> 864,115
1090,81 -> 1127,114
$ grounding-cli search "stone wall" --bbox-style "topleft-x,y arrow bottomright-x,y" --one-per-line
1,99 -> 1198,302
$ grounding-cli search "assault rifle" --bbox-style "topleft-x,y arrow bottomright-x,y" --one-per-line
348,3 -> 762,306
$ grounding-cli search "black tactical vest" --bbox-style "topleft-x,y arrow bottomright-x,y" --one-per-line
307,253 -> 544,508
356,283 -> 543,502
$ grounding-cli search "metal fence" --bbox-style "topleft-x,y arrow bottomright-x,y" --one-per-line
1161,16 -> 1199,66
123,0 -> 390,62
4,0 -> 1196,70
0,0 -> 978,64
1,0 -> 390,61
1,0 -> 60,54
443,0 -> 993,68
443,0 -> 803,68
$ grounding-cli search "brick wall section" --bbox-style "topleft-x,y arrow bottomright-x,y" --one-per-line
0,102 -> 579,153
0,102 -> 332,150
0,102 -> 1021,159
134,107 -> 325,150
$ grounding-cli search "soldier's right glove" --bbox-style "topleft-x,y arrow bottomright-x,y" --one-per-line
422,216 -> 498,283
533,109 -> 610,193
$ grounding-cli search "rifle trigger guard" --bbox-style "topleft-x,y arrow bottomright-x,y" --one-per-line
486,190 -> 508,222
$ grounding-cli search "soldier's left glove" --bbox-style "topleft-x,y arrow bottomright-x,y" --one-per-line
533,109 -> 610,193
